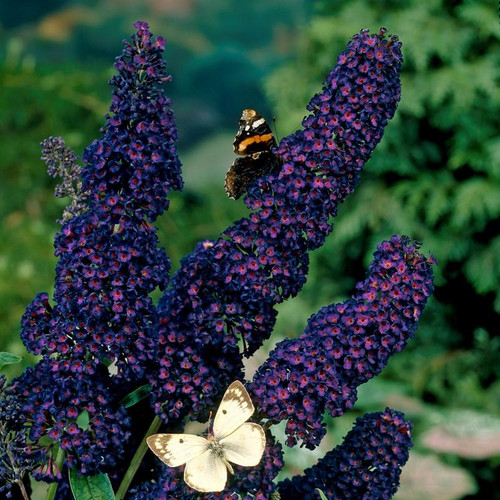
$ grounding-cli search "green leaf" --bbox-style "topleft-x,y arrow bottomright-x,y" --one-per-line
76,410 -> 90,430
120,384 -> 151,408
316,489 -> 329,500
69,470 -> 115,500
0,352 -> 22,369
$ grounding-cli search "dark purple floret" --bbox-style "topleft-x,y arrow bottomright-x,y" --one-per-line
151,28 -> 403,425
250,235 -> 434,448
4,359 -> 131,479
82,20 -> 182,223
278,408 -> 413,500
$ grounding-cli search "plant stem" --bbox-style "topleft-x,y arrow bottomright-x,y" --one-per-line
17,479 -> 30,500
45,447 -> 66,500
115,416 -> 162,500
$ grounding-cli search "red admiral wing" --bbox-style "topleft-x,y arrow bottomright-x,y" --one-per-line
225,109 -> 281,200
225,152 -> 281,200
233,109 -> 277,155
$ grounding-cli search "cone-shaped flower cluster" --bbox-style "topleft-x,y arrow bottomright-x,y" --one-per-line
149,28 -> 405,428
278,409 -> 413,499
20,21 -> 182,383
4,21 -> 182,484
251,235 -> 434,448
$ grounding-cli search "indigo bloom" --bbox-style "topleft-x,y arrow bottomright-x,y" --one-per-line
150,28 -> 404,429
250,235 -> 434,448
0,376 -> 39,499
20,20 -> 182,383
278,409 -> 413,500
82,20 -> 182,222
4,359 -> 131,479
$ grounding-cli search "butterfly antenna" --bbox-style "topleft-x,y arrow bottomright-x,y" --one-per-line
206,410 -> 214,435
272,115 -> 280,143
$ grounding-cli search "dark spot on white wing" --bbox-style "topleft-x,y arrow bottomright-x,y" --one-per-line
179,438 -> 184,443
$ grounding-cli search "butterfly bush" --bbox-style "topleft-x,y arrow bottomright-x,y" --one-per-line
0,22 -> 435,500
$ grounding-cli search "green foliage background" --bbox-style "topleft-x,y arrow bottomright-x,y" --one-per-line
1,0 -> 499,498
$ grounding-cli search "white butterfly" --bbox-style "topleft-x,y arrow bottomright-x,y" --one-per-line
146,380 -> 266,493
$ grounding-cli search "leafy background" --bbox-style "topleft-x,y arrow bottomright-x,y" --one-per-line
1,0 -> 499,499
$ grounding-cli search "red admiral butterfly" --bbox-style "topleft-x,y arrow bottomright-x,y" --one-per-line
224,109 -> 282,200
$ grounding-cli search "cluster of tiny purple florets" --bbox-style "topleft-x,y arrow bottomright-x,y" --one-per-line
149,28 -> 404,428
82,21 -> 182,222
42,136 -> 89,223
0,376 -> 43,499
278,409 -> 413,499
20,213 -> 169,381
3,360 -> 131,479
251,235 -> 434,449
246,28 -> 403,251
20,21 -> 182,383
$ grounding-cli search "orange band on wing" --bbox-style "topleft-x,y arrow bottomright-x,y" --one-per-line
237,133 -> 274,152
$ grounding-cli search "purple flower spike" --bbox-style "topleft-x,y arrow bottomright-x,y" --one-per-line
9,22 -> 182,483
151,28 -> 403,425
246,28 -> 403,251
251,236 -> 434,448
20,21 -> 182,383
278,408 -> 413,500
82,20 -> 182,222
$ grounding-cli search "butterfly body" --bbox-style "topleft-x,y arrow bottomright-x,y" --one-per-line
147,381 -> 266,493
225,109 -> 282,200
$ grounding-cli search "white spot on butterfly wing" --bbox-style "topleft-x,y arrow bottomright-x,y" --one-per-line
252,117 -> 265,128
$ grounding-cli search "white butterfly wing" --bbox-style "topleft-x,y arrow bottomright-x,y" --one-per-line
146,433 -> 209,467
213,380 -> 255,439
220,422 -> 266,466
184,448 -> 228,493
